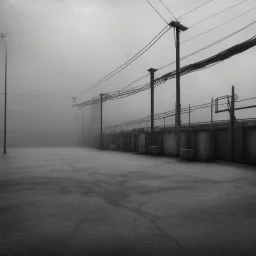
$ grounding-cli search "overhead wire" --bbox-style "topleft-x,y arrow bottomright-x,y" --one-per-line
182,5 -> 256,44
117,74 -> 150,92
90,27 -> 171,90
75,0 -> 221,99
0,92 -> 72,99
189,0 -> 248,28
158,19 -> 256,70
74,33 -> 256,108
75,25 -> 170,98
88,2 -> 254,97
158,0 -> 177,20
147,0 -> 169,24
177,0 -> 216,19
236,96 -> 256,103
74,0 -> 254,102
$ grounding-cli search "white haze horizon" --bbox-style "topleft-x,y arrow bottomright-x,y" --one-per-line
0,0 -> 256,147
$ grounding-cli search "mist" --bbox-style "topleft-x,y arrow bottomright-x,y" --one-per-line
0,0 -> 256,147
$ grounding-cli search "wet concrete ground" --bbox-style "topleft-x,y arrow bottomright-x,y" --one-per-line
1,147 -> 256,256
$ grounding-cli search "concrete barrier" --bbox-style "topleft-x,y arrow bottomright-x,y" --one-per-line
195,130 -> 212,161
101,122 -> 256,166
163,132 -> 176,156
244,127 -> 256,165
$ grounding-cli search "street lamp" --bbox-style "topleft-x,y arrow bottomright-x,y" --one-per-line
1,33 -> 8,155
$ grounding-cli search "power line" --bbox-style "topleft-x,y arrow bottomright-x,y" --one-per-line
87,27 -> 171,93
236,96 -> 256,103
189,0 -> 247,28
0,92 -> 72,99
75,25 -> 170,98
118,74 -> 150,92
74,0 -> 253,100
147,0 -> 169,24
81,1 -> 253,97
158,19 -> 256,70
182,5 -> 256,44
161,35 -> 256,82
158,0 -> 177,20
74,34 -> 256,108
75,0 -> 219,98
115,3 -> 254,92
177,0 -> 216,19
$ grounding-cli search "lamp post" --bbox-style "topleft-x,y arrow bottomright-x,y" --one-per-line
1,33 -> 8,155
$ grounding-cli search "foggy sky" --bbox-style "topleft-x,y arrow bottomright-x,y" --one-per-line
0,0 -> 256,146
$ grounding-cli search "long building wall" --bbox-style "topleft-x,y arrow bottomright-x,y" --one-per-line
102,122 -> 256,166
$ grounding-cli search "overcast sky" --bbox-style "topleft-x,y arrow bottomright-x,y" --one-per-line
0,0 -> 256,146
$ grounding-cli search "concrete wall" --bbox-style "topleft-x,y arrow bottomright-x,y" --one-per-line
163,133 -> 176,156
138,133 -> 146,154
101,122 -> 256,166
214,129 -> 230,161
195,130 -> 212,161
244,127 -> 256,165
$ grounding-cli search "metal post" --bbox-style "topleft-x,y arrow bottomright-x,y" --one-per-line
175,26 -> 181,156
230,86 -> 235,162
1,35 -> 8,155
211,98 -> 213,124
148,69 -> 157,132
80,108 -> 84,146
164,117 -> 166,128
169,21 -> 188,157
100,93 -> 103,150
189,104 -> 191,127
148,68 -> 157,145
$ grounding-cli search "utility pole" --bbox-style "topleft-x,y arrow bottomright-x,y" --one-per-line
230,86 -> 235,162
72,97 -> 80,146
169,21 -> 188,157
211,98 -> 214,124
100,93 -> 104,150
148,68 -> 157,145
1,34 -> 8,155
189,104 -> 191,127
80,108 -> 84,146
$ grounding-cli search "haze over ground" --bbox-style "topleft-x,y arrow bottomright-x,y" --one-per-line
0,0 -> 256,147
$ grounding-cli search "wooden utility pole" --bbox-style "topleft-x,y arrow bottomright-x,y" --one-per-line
1,34 -> 8,155
100,93 -> 103,150
230,86 -> 235,162
189,104 -> 191,127
211,98 -> 214,124
148,68 -> 157,144
169,21 -> 188,157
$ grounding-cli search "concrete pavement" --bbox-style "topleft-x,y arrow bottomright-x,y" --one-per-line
1,147 -> 256,256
